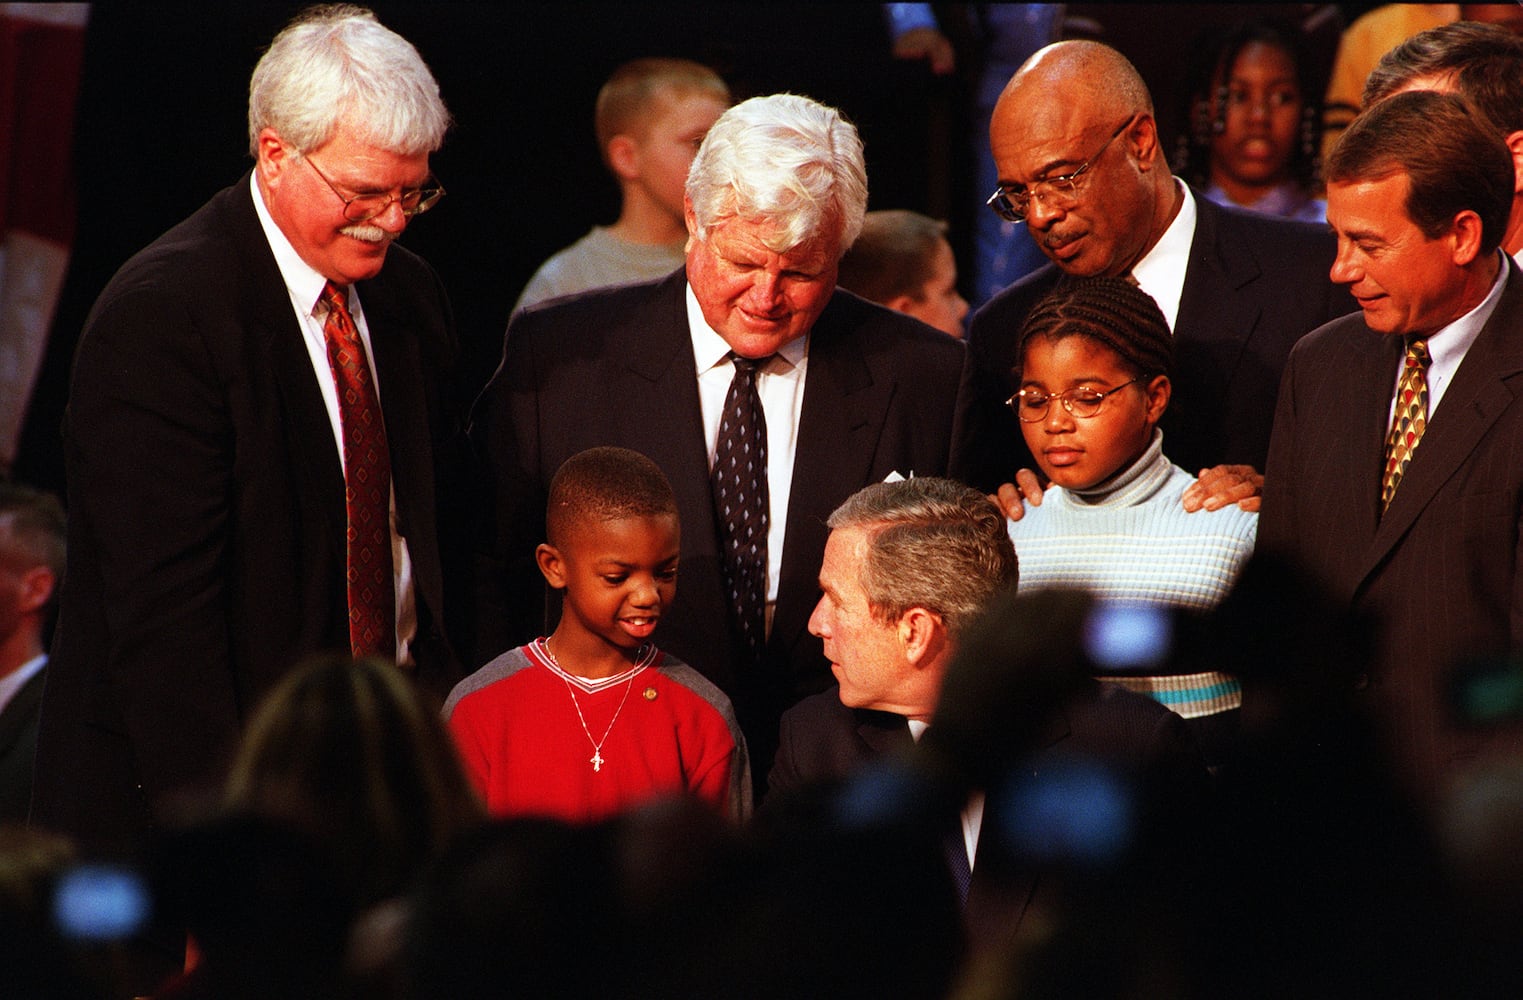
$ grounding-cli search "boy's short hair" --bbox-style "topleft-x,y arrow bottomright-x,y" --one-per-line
1017,276 -> 1175,382
546,447 -> 679,547
836,210 -> 948,305
594,57 -> 730,165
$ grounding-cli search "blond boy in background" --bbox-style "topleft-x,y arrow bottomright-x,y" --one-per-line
513,58 -> 730,312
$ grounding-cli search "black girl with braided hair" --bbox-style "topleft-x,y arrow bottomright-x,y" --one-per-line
1173,19 -> 1326,224
1004,276 -> 1258,766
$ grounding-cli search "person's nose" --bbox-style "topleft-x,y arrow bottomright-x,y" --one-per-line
745,270 -> 783,309
364,192 -> 410,234
807,597 -> 829,639
1329,242 -> 1360,287
628,574 -> 659,608
1024,191 -> 1067,231
1042,396 -> 1075,432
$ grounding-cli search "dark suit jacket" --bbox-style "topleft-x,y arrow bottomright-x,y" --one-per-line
0,663 -> 45,825
960,191 -> 1353,491
769,682 -> 1206,950
1260,260 -> 1523,800
470,271 -> 970,769
34,176 -> 465,855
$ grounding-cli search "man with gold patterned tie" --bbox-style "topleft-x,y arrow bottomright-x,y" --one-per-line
1260,90 -> 1523,807
34,5 -> 465,858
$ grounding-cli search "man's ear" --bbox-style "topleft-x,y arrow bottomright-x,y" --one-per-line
1448,209 -> 1485,267
898,605 -> 943,665
1126,113 -> 1161,171
255,127 -> 290,187
18,566 -> 55,616
1506,129 -> 1523,195
536,543 -> 567,590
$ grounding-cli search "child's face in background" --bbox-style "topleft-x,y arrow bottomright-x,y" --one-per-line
631,90 -> 729,224
1208,41 -> 1303,193
1017,334 -> 1168,491
901,237 -> 970,339
540,513 -> 680,655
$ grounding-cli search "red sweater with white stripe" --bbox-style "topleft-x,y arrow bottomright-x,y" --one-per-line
444,639 -> 750,823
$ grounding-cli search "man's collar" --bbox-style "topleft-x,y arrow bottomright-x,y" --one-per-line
1424,250 -> 1510,364
1130,179 -> 1195,287
250,173 -> 333,314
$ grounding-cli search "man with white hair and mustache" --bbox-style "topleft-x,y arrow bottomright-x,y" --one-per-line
36,5 -> 466,860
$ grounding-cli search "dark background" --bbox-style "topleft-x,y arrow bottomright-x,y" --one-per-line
12,3 -> 1354,494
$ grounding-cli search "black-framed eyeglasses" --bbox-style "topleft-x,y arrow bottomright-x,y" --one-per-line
1006,377 -> 1146,422
986,114 -> 1138,223
304,155 -> 445,223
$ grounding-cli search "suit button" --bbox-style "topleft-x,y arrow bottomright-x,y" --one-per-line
1352,673 -> 1370,691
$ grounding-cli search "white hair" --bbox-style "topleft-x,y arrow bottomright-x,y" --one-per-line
247,4 -> 450,157
685,93 -> 868,254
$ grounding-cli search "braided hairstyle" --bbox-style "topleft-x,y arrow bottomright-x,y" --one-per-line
1016,276 -> 1174,384
1173,19 -> 1322,193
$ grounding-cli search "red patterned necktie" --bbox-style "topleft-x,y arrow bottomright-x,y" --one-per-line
320,281 -> 396,659
711,353 -> 770,664
1381,336 -> 1430,514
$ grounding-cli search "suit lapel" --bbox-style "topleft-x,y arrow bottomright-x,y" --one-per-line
228,186 -> 348,547
855,708 -> 913,758
1176,195 -> 1263,375
1333,327 -> 1403,558
1363,268 -> 1523,578
360,274 -> 444,617
0,668 -> 44,754
773,295 -> 892,651
620,276 -> 719,558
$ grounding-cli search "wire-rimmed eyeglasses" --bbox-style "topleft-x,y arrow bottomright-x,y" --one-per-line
304,155 -> 445,223
1005,377 -> 1146,422
986,114 -> 1138,223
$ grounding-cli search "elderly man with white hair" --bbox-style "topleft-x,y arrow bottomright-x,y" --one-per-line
37,4 -> 463,861
472,93 -> 969,784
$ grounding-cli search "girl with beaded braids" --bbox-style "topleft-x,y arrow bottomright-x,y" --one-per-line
1173,19 -> 1326,224
1005,276 -> 1257,764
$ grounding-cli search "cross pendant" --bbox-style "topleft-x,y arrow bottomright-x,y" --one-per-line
590,749 -> 604,772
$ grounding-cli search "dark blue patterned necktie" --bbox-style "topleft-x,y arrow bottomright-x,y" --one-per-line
711,353 -> 770,663
943,817 -> 972,906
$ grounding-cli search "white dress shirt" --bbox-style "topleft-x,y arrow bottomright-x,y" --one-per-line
1129,180 -> 1198,333
249,174 -> 417,660
686,283 -> 808,630
0,653 -> 45,716
1396,252 -> 1510,421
